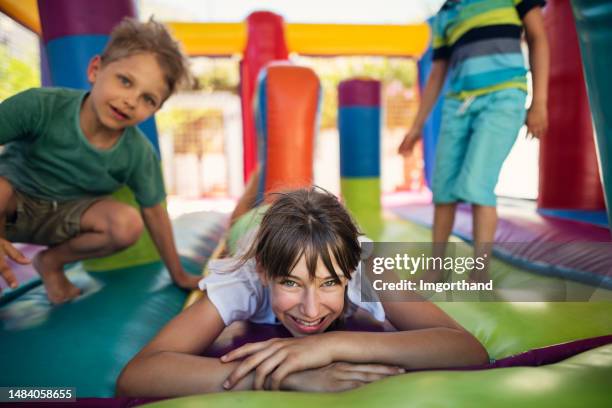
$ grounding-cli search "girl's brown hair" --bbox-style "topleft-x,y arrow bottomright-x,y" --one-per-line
241,188 -> 362,282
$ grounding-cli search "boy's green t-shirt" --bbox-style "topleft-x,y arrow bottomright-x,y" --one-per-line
0,87 -> 165,207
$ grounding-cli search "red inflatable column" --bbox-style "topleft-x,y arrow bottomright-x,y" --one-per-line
539,0 -> 605,209
240,12 -> 289,183
262,64 -> 319,195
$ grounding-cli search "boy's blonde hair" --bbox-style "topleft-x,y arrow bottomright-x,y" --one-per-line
100,17 -> 192,97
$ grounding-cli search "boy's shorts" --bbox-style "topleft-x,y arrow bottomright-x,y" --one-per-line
5,190 -> 106,246
432,88 -> 527,207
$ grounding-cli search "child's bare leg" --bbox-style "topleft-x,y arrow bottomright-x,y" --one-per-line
34,199 -> 144,304
0,177 -> 19,289
470,204 -> 497,282
423,203 -> 457,282
0,177 -> 17,237
432,203 -> 458,247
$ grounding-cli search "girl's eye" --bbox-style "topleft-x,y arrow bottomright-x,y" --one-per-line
322,279 -> 339,287
280,279 -> 298,288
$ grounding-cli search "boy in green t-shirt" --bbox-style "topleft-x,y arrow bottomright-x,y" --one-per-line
0,18 -> 201,303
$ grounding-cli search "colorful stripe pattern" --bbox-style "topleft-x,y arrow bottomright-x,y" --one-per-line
433,0 -> 545,99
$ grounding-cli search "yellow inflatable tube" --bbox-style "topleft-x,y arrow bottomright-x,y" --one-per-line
0,0 -> 41,34
167,22 -> 430,57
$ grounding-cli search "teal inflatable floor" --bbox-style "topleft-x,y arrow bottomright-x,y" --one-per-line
0,211 -> 228,397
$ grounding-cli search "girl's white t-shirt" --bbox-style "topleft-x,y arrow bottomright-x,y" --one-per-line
198,257 -> 385,326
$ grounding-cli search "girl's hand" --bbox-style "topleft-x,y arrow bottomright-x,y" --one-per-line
172,271 -> 201,290
282,362 -> 405,392
526,103 -> 548,139
221,336 -> 335,390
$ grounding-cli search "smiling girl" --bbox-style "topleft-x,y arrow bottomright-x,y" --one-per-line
116,188 -> 488,397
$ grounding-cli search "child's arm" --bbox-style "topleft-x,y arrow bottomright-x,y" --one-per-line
116,294 -> 392,395
0,90 -> 42,293
398,59 -> 448,155
280,362 -> 404,392
116,294 -> 254,396
0,89 -> 42,145
523,6 -> 549,139
141,204 -> 200,290
223,299 -> 487,390
328,300 -> 489,369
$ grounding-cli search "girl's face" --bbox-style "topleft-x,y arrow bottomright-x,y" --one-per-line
262,255 -> 348,337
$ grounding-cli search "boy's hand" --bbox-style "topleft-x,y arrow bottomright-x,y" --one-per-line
221,335 -> 335,390
282,362 -> 405,392
526,103 -> 548,139
172,271 -> 201,290
0,238 -> 30,293
398,127 -> 422,156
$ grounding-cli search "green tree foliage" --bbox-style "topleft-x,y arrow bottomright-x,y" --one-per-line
300,56 -> 417,129
157,108 -> 223,136
0,44 -> 40,101
192,57 -> 239,94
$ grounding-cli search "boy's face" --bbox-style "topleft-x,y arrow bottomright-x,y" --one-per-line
86,53 -> 169,132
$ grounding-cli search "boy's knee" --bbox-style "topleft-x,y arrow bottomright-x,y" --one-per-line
0,177 -> 15,211
109,206 -> 144,249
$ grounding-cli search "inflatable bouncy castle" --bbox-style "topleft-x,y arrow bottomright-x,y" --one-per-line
0,0 -> 611,406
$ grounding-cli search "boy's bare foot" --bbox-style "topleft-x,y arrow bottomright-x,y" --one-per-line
33,252 -> 81,304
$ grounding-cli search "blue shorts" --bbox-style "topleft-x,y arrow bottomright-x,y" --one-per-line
432,88 -> 527,206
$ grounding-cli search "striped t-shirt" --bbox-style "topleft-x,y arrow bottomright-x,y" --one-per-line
432,0 -> 546,99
